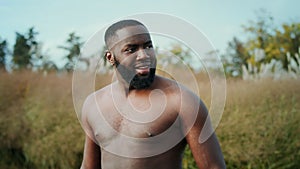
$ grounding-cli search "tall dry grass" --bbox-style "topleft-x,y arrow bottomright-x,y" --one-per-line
0,71 -> 84,169
218,79 -> 300,168
0,70 -> 299,169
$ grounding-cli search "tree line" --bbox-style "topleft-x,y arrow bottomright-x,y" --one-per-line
0,28 -> 83,72
1,10 -> 299,77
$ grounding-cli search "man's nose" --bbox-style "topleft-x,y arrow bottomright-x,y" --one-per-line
137,49 -> 149,60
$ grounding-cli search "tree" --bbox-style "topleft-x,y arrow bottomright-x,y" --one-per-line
0,37 -> 8,70
224,37 -> 250,76
33,50 -> 58,73
156,43 -> 194,69
12,27 -> 39,69
240,9 -> 275,73
41,60 -> 58,72
58,32 -> 83,71
224,9 -> 300,76
275,23 -> 300,70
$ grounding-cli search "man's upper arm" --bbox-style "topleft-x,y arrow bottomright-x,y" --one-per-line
80,96 -> 101,169
81,135 -> 101,169
179,90 -> 226,169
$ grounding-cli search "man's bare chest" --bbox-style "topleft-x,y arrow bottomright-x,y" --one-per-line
88,100 -> 182,147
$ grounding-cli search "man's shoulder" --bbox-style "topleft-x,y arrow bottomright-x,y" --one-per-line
95,83 -> 113,98
81,83 -> 114,122
155,75 -> 179,90
83,83 -> 113,108
155,75 -> 195,96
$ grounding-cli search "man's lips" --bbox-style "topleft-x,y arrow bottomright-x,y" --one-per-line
135,64 -> 151,75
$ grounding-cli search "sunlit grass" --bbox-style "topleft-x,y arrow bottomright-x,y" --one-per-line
0,70 -> 299,169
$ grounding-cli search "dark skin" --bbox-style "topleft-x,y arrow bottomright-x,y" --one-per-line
80,25 -> 226,169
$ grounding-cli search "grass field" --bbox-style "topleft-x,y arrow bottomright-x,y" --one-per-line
0,71 -> 299,169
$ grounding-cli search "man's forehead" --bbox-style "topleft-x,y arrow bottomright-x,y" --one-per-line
108,25 -> 151,49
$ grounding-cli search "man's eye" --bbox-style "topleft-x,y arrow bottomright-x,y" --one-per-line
125,47 -> 136,53
145,44 -> 153,49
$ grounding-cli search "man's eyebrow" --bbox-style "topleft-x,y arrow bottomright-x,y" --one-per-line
123,40 -> 152,47
124,44 -> 138,47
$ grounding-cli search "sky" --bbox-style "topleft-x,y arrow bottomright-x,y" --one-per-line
1,0 -> 299,67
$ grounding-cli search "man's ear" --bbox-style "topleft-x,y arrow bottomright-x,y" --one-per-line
105,50 -> 115,66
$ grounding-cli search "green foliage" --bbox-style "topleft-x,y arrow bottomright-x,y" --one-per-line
225,9 -> 300,76
224,37 -> 251,76
12,33 -> 31,68
58,32 -> 83,71
275,23 -> 300,70
156,43 -> 195,71
12,27 -> 39,70
0,37 -> 8,69
183,146 -> 197,169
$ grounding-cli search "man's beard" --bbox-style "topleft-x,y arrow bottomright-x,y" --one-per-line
115,60 -> 156,89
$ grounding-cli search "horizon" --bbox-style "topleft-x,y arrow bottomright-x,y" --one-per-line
1,0 -> 300,68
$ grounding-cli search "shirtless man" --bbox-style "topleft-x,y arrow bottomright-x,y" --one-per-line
80,19 -> 226,169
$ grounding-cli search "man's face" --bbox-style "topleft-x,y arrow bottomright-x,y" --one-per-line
109,25 -> 157,89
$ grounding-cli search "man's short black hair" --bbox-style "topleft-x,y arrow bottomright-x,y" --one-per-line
104,19 -> 145,48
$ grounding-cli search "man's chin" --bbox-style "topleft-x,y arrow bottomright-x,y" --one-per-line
129,68 -> 156,89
